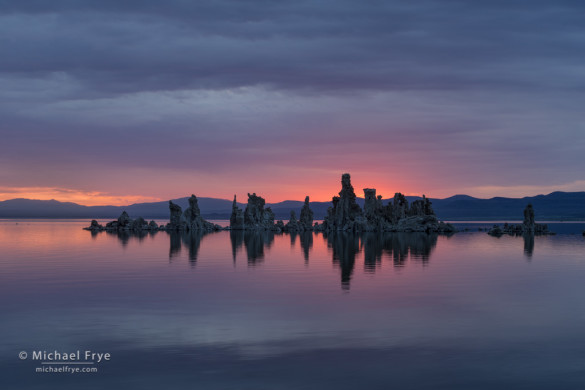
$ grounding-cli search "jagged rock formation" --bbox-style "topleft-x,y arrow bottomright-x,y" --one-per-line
244,193 -> 275,227
299,196 -> 314,230
85,177 -> 454,234
316,173 -> 455,233
363,188 -> 385,231
390,193 -> 408,223
409,195 -> 434,217
230,195 -> 245,229
488,204 -> 552,236
275,220 -> 285,230
84,211 -> 159,232
183,195 -> 201,222
523,203 -> 535,231
244,193 -> 263,225
321,173 -> 366,231
283,196 -> 315,232
285,210 -> 300,231
118,211 -> 131,226
167,195 -> 222,232
363,188 -> 378,219
169,201 -> 184,228
185,195 -> 221,231
85,194 -> 220,232
230,193 -> 278,230
88,219 -> 102,230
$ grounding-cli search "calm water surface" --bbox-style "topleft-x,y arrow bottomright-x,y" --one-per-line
1,220 -> 585,389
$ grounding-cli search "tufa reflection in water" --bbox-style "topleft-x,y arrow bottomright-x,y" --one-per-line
94,229 -> 444,289
288,231 -> 314,264
324,232 -> 440,290
103,229 -> 157,246
102,229 -> 216,266
230,230 -> 275,265
523,233 -> 535,259
169,230 -> 214,266
97,228 -> 541,267
325,232 -> 359,290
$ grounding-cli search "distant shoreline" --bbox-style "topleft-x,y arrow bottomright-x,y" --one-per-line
2,217 -> 585,223
2,190 -> 585,221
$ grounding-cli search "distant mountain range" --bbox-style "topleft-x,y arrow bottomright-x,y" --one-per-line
1,192 -> 584,221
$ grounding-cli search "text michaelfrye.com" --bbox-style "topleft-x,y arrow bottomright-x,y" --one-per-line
18,350 -> 110,374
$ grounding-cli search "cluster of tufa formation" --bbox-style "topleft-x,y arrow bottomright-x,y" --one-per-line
167,195 -> 223,232
85,174 -> 455,234
282,196 -> 314,232
84,211 -> 160,232
84,194 -> 221,232
487,204 -> 552,236
229,193 -> 315,232
230,193 -> 279,230
231,174 -> 451,233
315,173 -> 455,233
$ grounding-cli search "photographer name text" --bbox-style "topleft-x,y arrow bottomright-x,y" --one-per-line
29,350 -> 110,363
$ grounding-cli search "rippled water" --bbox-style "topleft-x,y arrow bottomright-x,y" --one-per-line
1,220 -> 585,389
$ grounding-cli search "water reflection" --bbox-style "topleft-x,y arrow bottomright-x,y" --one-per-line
228,231 -> 440,277
289,231 -> 297,246
106,229 -> 155,246
486,232 -> 536,260
325,232 -> 439,290
8,222 -> 585,389
230,230 -> 243,264
169,231 -> 181,258
362,233 -> 383,272
325,232 -> 360,291
99,229 -> 539,278
383,232 -> 438,266
101,229 -> 441,288
299,232 -> 313,264
168,230 -> 211,266
229,230 -> 275,265
523,233 -> 534,259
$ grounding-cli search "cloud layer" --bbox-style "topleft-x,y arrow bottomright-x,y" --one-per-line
1,0 -> 584,204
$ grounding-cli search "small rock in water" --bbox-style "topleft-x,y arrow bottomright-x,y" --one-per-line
488,204 -> 553,236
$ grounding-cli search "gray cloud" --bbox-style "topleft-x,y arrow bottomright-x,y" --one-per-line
0,0 -> 584,199
2,0 -> 584,94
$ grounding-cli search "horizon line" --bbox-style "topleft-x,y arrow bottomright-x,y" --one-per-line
1,189 -> 582,208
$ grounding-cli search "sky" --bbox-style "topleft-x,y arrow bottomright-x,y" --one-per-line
1,0 -> 584,206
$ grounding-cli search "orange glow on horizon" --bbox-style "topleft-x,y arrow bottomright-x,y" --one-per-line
0,187 -> 162,207
0,184 -> 423,207
3,174 -> 575,207
0,175 -> 435,207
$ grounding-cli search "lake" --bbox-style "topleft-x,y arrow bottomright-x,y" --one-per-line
1,220 -> 585,389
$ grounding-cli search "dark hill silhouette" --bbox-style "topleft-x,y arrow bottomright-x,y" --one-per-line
1,192 -> 584,220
